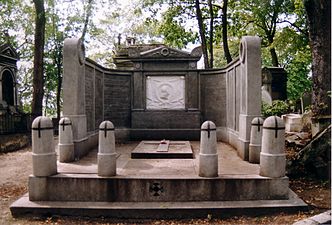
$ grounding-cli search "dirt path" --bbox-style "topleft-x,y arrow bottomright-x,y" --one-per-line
0,145 -> 330,225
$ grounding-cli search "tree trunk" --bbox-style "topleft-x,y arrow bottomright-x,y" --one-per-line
55,47 -> 62,120
31,0 -> 46,119
208,0 -> 214,68
81,0 -> 93,42
222,0 -> 232,63
270,47 -> 279,67
195,0 -> 210,68
304,0 -> 331,117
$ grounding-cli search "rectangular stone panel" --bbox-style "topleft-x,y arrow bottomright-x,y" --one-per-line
104,74 -> 131,128
200,72 -> 226,127
131,111 -> 200,129
85,65 -> 94,132
94,70 -> 104,130
146,76 -> 185,110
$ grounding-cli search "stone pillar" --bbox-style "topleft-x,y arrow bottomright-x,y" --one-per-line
98,121 -> 116,176
238,36 -> 262,161
62,38 -> 87,157
58,117 -> 75,162
31,116 -> 57,176
199,121 -> 218,177
0,68 -> 3,102
249,117 -> 264,163
260,116 -> 286,178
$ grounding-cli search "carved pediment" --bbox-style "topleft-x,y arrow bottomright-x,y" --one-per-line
0,44 -> 18,59
140,46 -> 192,58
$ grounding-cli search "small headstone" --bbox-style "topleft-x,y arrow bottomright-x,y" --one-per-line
58,117 -> 75,162
261,86 -> 272,105
199,121 -> 218,177
249,117 -> 264,163
98,121 -> 116,177
260,116 -> 286,178
31,116 -> 57,177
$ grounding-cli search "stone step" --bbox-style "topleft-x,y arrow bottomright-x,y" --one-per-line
10,191 -> 307,219
28,173 -> 289,202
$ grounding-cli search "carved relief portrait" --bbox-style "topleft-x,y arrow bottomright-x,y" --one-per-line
146,76 -> 185,110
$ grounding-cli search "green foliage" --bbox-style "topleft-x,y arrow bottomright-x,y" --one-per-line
0,0 -> 314,117
261,100 -> 290,117
158,6 -> 198,48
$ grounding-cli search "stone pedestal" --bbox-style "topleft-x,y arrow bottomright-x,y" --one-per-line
58,117 -> 75,162
249,117 -> 264,163
31,116 -> 57,177
260,116 -> 286,178
98,121 -> 116,177
199,121 -> 218,177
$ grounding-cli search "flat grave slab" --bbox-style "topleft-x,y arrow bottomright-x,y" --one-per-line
131,140 -> 193,159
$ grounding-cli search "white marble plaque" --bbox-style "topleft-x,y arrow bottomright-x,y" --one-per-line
146,76 -> 185,110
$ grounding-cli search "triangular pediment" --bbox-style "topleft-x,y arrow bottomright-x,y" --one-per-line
0,44 -> 19,59
140,46 -> 191,58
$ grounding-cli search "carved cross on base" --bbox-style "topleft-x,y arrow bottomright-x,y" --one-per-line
251,119 -> 262,132
99,123 -> 114,138
201,122 -> 216,139
31,119 -> 53,138
60,120 -> 72,131
263,116 -> 285,138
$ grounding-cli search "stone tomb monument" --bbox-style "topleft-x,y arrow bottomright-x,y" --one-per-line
10,36 -> 307,219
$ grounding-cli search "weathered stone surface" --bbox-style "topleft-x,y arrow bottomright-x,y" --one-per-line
199,121 -> 218,177
58,117 -> 75,163
238,36 -> 262,161
260,116 -> 286,178
249,117 -> 264,163
131,141 -> 193,159
98,121 -> 116,177
103,73 -> 131,128
31,116 -> 57,177
146,76 -> 185,110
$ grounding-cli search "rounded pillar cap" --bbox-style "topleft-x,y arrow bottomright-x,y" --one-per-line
201,120 -> 216,130
99,120 -> 114,129
251,117 -> 264,125
263,116 -> 284,129
59,117 -> 71,125
32,116 -> 53,129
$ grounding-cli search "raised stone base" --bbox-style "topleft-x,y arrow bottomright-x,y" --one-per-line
11,190 -> 307,219
28,174 -> 289,202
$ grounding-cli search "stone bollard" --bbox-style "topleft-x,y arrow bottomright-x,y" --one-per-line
98,121 -> 116,176
260,116 -> 286,178
58,117 -> 75,162
199,121 -> 218,177
249,117 -> 264,163
31,116 -> 57,176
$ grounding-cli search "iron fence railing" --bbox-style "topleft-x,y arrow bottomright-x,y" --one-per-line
0,114 -> 31,134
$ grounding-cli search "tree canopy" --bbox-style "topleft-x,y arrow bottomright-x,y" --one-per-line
0,0 -> 322,118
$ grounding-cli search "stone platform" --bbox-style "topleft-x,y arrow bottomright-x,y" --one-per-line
10,141 -> 307,218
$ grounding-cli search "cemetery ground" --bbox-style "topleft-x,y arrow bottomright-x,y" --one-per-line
0,137 -> 330,225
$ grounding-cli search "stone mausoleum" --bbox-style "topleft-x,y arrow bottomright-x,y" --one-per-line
62,36 -> 263,161
0,43 -> 19,112
10,36 -> 307,218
